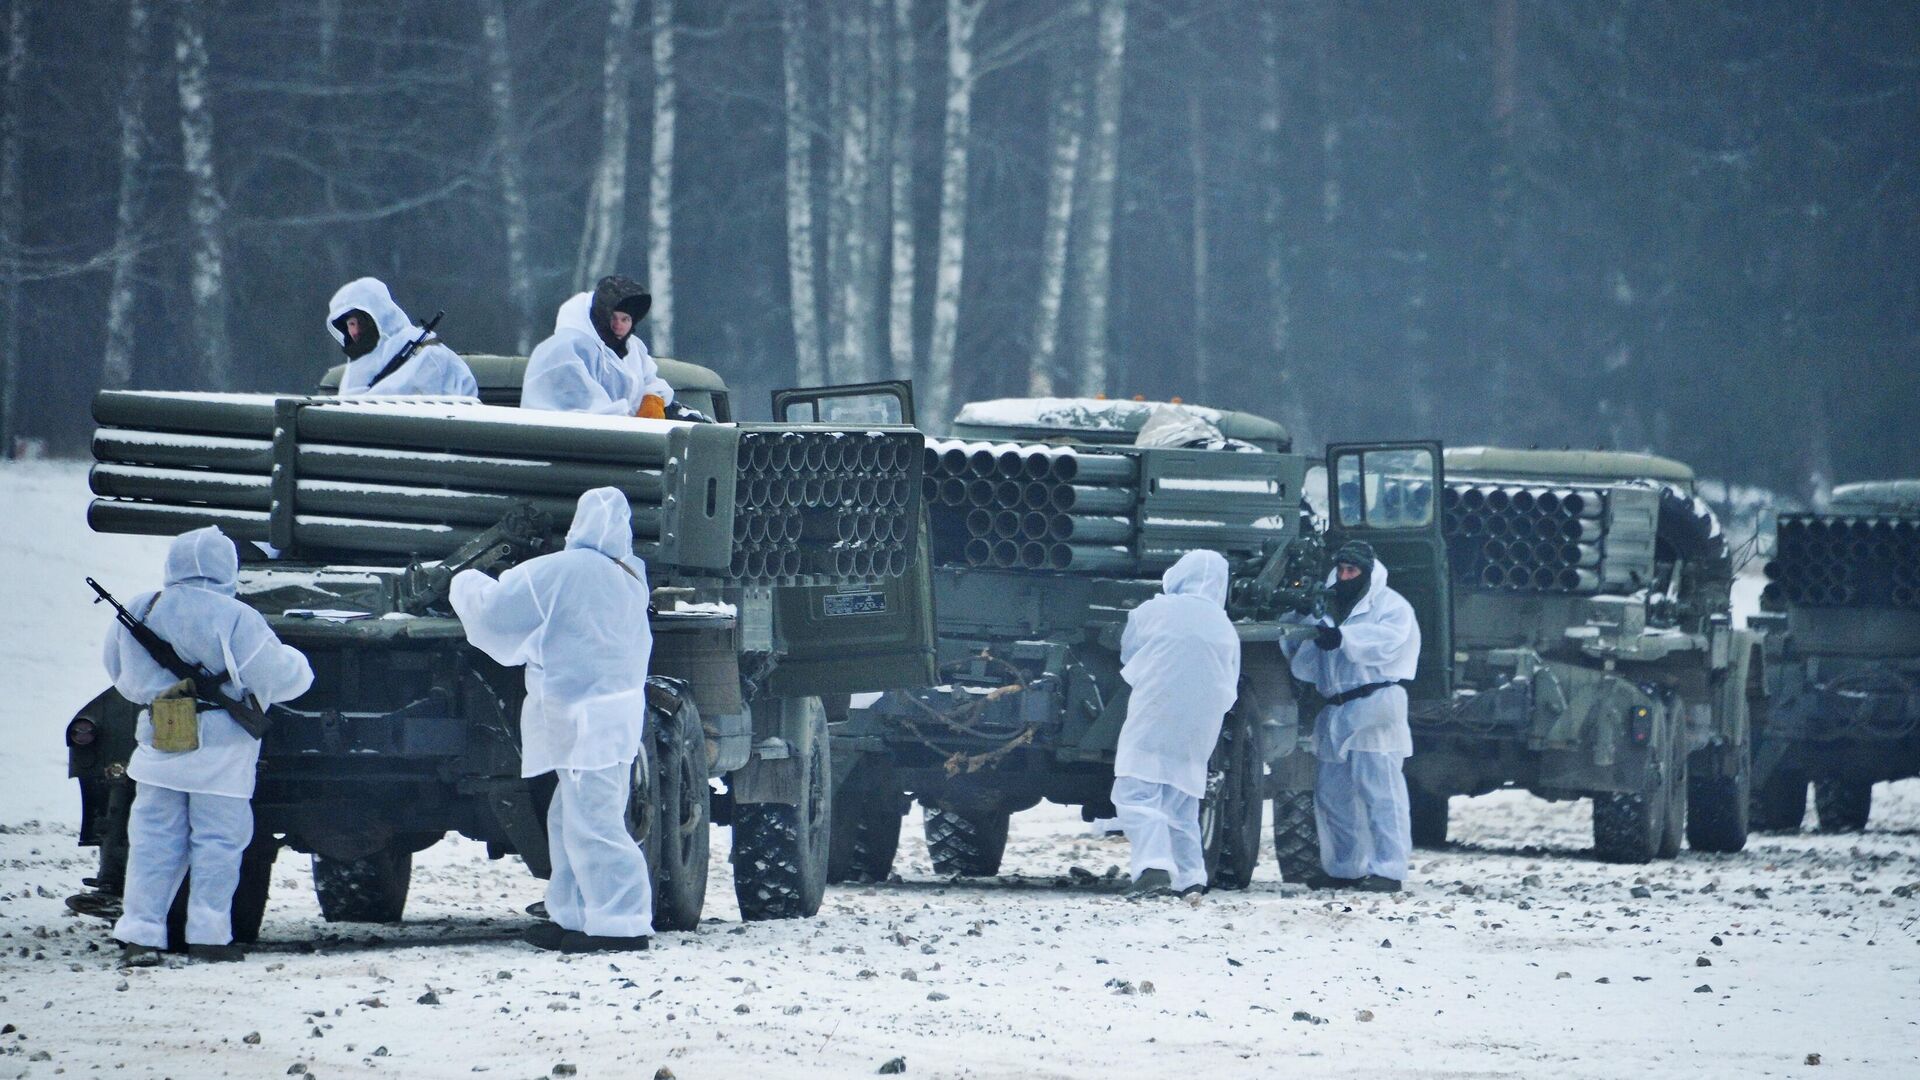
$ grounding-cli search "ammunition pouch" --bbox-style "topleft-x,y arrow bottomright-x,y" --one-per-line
150,679 -> 202,753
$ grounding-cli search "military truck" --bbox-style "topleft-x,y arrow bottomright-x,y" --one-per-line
1404,447 -> 1762,862
64,359 -> 934,944
1749,480 -> 1920,831
823,394 -> 1456,886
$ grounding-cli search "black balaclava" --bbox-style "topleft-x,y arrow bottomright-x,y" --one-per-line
1329,539 -> 1376,622
589,275 -> 652,354
333,309 -> 379,360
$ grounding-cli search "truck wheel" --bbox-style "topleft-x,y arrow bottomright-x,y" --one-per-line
924,806 -> 1010,876
731,698 -> 831,921
1270,791 -> 1320,884
313,846 -> 412,923
1200,707 -> 1263,890
1813,780 -> 1872,833
1686,739 -> 1752,853
1409,787 -> 1450,849
636,697 -> 711,933
1749,764 -> 1807,832
1593,719 -> 1674,864
828,756 -> 904,884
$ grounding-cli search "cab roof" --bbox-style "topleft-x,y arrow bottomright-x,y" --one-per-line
1830,479 -> 1920,515
1444,446 -> 1696,487
950,397 -> 1290,451
318,353 -> 729,404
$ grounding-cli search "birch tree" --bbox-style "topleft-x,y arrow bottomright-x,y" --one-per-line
832,0 -> 873,381
1070,0 -> 1125,396
647,0 -> 675,355
886,0 -> 918,383
1188,88 -> 1210,403
1028,43 -> 1086,397
1257,6 -> 1291,381
0,0 -> 24,447
102,0 -> 151,389
782,0 -> 824,385
176,0 -> 231,389
574,0 -> 639,292
481,0 -> 537,352
924,0 -> 985,429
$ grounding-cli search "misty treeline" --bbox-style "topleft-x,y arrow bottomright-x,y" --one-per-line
1,0 -> 1915,497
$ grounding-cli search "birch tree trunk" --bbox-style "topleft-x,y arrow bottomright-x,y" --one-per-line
175,0 -> 231,389
481,0 -> 537,353
823,4 -> 849,378
646,0 -> 675,355
0,0 -> 24,448
886,0 -> 918,383
102,0 -> 150,390
831,1 -> 872,382
1028,54 -> 1085,397
782,1 -> 825,385
1257,6 -> 1290,375
574,0 -> 638,292
1070,0 -> 1125,397
924,0 -> 984,430
1188,88 -> 1210,404
855,0 -> 888,382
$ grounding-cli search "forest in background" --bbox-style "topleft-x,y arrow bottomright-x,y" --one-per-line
1,0 -> 1915,499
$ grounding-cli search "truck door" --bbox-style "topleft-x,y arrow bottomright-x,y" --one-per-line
1325,442 -> 1452,702
764,381 -> 936,697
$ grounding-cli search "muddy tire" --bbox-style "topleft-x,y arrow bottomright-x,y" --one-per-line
633,694 -> 710,932
1270,791 -> 1320,884
1814,779 -> 1872,833
1658,725 -> 1688,859
924,806 -> 1010,877
731,698 -> 831,921
1200,708 -> 1264,890
1409,787 -> 1450,849
313,846 -> 412,923
828,755 -> 904,884
1686,739 -> 1752,853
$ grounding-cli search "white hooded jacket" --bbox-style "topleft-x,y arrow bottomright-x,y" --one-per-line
450,488 -> 653,777
1284,559 -> 1420,761
1115,550 -> 1242,798
521,292 -> 673,415
103,527 -> 315,798
328,277 -> 478,398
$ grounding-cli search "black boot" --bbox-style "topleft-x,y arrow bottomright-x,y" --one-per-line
187,943 -> 245,963
118,942 -> 164,968
1300,872 -> 1362,890
1352,875 -> 1404,893
559,931 -> 651,954
523,922 -> 567,951
1125,868 -> 1175,899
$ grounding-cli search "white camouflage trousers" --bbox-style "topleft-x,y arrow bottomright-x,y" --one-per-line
1315,750 -> 1412,881
112,783 -> 253,948
544,760 -> 654,938
1111,776 -> 1208,891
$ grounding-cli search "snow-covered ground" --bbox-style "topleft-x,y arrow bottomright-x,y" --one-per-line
2,459 -> 1915,1079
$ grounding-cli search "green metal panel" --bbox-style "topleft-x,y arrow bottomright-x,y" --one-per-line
1444,446 -> 1695,487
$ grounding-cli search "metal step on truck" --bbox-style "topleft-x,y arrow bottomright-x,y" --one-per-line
1749,479 -> 1920,832
64,357 -> 935,946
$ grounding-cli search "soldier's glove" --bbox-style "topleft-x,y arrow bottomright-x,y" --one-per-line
1314,625 -> 1343,652
636,394 -> 667,420
664,401 -> 713,424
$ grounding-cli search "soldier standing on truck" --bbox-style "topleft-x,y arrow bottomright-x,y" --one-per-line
1112,550 -> 1242,899
449,487 -> 657,953
522,275 -> 698,420
103,527 -> 314,965
327,276 -> 478,398
1284,541 -> 1419,893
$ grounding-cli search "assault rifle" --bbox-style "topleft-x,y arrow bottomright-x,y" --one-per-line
364,310 -> 445,389
86,577 -> 274,739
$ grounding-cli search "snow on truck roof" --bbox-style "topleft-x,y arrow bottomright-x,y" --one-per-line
1830,479 -> 1920,514
950,397 -> 1290,448
1444,446 -> 1696,486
